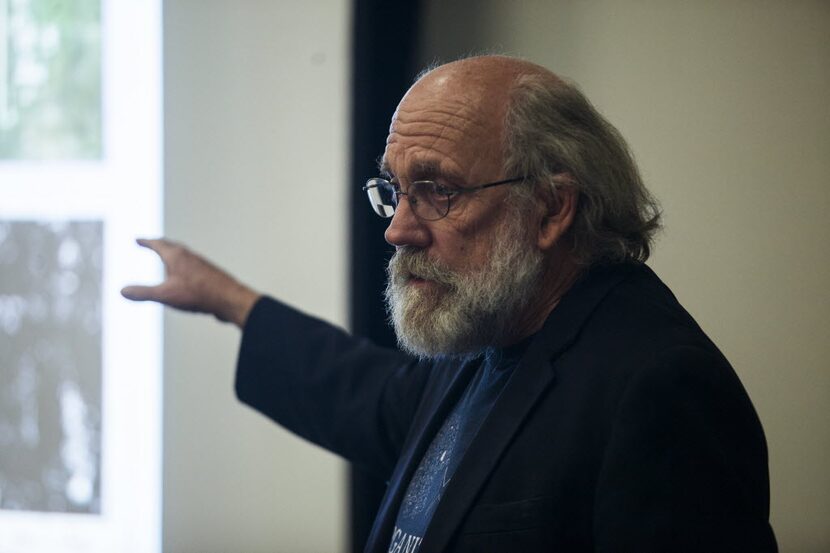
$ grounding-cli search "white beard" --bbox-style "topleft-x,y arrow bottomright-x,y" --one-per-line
384,215 -> 544,358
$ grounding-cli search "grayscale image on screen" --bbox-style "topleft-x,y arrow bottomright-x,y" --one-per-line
0,220 -> 102,514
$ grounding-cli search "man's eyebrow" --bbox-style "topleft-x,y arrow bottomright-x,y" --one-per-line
410,159 -> 443,180
376,157 -> 462,183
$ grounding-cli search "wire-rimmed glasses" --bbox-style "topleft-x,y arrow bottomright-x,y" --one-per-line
362,176 -> 527,221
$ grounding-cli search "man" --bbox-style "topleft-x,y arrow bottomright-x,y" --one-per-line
122,56 -> 777,552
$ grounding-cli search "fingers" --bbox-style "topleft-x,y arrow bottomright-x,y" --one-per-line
136,237 -> 180,258
124,238 -> 221,313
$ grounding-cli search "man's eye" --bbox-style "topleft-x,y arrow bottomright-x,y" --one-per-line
432,183 -> 457,196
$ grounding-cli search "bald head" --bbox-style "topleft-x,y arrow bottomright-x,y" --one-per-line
383,56 -> 562,192
397,55 -> 563,142
417,55 -> 562,90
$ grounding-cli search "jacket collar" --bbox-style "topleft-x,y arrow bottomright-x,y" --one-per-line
528,261 -> 638,363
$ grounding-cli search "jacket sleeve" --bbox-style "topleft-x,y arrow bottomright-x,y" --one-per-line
593,345 -> 777,553
234,296 -> 432,479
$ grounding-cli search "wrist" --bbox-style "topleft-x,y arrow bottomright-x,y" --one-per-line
217,281 -> 260,328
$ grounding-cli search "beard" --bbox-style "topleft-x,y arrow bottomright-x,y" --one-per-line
384,213 -> 545,359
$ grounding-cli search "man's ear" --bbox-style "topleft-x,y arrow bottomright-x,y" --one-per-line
537,185 -> 577,252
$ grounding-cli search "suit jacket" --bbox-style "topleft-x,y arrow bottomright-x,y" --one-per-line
235,262 -> 777,552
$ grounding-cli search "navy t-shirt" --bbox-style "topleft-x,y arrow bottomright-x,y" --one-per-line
387,342 -> 528,553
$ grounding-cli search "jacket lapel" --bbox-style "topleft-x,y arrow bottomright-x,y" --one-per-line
420,263 -> 637,553
364,356 -> 481,553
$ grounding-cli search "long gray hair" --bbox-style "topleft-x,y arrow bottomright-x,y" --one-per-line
503,74 -> 662,265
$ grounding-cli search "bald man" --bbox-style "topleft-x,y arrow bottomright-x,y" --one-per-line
123,56 -> 776,552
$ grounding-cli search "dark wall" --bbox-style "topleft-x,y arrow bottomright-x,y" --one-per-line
349,0 -> 422,551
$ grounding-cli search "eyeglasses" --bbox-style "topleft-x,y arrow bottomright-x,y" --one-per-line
362,176 -> 528,221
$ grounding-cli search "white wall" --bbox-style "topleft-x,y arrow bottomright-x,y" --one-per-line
420,1 -> 829,552
163,1 -> 349,552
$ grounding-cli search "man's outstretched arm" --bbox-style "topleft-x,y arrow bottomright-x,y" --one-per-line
120,237 -> 428,474
120,237 -> 261,327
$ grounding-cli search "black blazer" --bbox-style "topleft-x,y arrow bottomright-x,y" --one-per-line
236,263 -> 777,552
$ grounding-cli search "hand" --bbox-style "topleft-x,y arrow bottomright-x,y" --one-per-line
121,238 -> 261,328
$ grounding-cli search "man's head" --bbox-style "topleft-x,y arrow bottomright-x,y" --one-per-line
379,56 -> 660,358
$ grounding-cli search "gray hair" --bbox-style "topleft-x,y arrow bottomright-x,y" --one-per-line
503,74 -> 662,265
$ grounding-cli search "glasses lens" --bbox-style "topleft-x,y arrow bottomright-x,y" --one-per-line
365,178 -> 395,218
409,181 -> 450,221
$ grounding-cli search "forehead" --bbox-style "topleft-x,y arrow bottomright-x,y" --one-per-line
382,78 -> 506,182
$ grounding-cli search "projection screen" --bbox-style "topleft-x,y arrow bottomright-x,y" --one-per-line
0,0 -> 162,551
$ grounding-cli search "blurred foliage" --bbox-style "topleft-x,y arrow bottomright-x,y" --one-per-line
0,0 -> 101,159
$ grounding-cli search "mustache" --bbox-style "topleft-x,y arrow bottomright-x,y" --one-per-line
387,247 -> 460,289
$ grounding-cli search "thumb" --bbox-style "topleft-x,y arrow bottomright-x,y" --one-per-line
121,284 -> 165,302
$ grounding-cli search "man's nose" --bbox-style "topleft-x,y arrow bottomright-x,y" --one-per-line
384,196 -> 431,248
